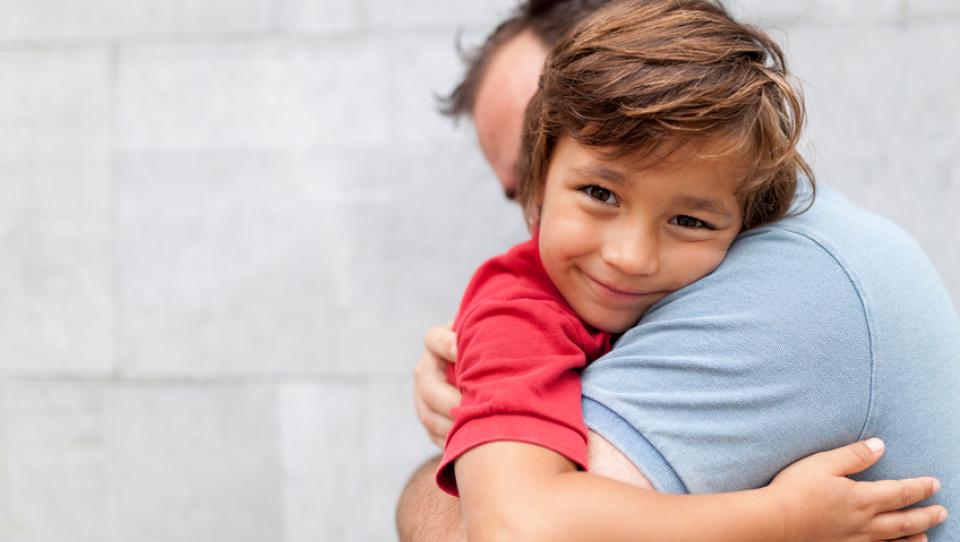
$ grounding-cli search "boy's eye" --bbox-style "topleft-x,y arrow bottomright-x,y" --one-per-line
581,185 -> 618,205
670,215 -> 712,229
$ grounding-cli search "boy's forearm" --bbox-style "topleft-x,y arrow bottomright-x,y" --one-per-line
536,472 -> 784,542
396,455 -> 466,542
456,442 -> 786,542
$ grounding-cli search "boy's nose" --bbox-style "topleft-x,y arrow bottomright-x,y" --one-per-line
601,229 -> 660,277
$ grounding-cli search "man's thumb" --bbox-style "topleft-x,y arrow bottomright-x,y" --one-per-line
820,438 -> 886,476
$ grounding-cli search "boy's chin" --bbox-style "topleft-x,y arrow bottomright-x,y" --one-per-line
583,313 -> 641,335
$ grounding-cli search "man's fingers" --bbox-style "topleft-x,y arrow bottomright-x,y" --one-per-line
413,323 -> 460,447
424,325 -> 457,363
889,535 -> 928,542
422,383 -> 461,420
811,438 -> 885,476
414,390 -> 453,448
871,505 -> 947,540
422,410 -> 452,447
418,376 -> 459,443
414,346 -> 461,419
864,477 -> 941,513
421,372 -> 461,415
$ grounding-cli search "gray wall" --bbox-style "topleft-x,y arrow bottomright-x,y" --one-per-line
0,1 -> 957,540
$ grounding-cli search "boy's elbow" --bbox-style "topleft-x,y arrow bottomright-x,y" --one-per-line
466,522 -> 521,542
468,521 -> 553,542
457,442 -> 576,541
465,501 -> 559,542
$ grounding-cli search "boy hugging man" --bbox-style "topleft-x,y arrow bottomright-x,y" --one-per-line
430,1 -> 946,541
438,0 -> 809,493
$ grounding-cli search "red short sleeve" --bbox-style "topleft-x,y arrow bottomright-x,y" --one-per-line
436,298 -> 591,496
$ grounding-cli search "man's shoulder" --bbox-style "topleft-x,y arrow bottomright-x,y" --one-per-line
746,185 -> 932,277
670,184 -> 940,320
644,205 -> 870,339
611,210 -> 875,377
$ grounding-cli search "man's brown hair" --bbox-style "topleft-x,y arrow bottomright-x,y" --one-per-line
440,0 -> 614,117
517,0 -> 815,231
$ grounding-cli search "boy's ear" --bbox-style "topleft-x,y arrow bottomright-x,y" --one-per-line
532,187 -> 545,209
526,203 -> 542,232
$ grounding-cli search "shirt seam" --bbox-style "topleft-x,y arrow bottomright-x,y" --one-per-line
772,224 -> 877,441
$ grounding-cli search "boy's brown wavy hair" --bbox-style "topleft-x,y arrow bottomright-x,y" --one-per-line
517,0 -> 815,231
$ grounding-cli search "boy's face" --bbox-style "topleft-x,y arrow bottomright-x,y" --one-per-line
538,136 -> 745,334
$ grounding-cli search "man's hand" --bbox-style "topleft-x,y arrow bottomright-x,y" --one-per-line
413,323 -> 461,447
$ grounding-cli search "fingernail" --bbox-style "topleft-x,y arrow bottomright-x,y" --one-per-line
933,479 -> 942,494
865,438 -> 885,453
450,343 -> 457,357
939,508 -> 949,523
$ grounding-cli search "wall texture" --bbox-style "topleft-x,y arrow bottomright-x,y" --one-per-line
0,1 -> 957,540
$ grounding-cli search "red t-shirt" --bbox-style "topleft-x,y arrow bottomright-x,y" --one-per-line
435,236 -> 613,496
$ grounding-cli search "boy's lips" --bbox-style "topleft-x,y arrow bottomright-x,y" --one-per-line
581,270 -> 656,298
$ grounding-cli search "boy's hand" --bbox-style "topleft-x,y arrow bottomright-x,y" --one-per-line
413,323 -> 461,448
769,438 -> 947,542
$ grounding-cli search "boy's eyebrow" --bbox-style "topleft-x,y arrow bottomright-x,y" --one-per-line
573,164 -> 627,184
674,195 -> 733,217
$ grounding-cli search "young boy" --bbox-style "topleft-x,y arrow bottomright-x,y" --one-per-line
432,1 -> 947,540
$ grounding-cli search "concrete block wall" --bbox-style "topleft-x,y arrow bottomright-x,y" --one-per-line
0,1 -> 956,540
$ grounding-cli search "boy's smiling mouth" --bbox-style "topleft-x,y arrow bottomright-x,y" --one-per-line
580,269 -> 660,299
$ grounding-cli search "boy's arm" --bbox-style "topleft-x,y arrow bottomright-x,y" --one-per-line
455,439 -> 945,542
396,432 -> 653,542
457,442 -> 780,542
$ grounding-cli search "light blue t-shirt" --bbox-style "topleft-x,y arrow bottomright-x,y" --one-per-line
582,183 -> 959,539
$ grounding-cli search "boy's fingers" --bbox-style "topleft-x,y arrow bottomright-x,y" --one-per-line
889,535 -> 927,542
812,438 -> 885,476
424,325 -> 458,363
871,505 -> 947,540
865,477 -> 941,512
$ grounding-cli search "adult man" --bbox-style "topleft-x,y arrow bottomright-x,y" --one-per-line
397,1 -> 959,540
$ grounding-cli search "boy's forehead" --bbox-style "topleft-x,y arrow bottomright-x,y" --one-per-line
579,135 -> 753,176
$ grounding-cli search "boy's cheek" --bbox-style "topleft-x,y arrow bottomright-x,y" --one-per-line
543,211 -> 602,245
671,243 -> 733,286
